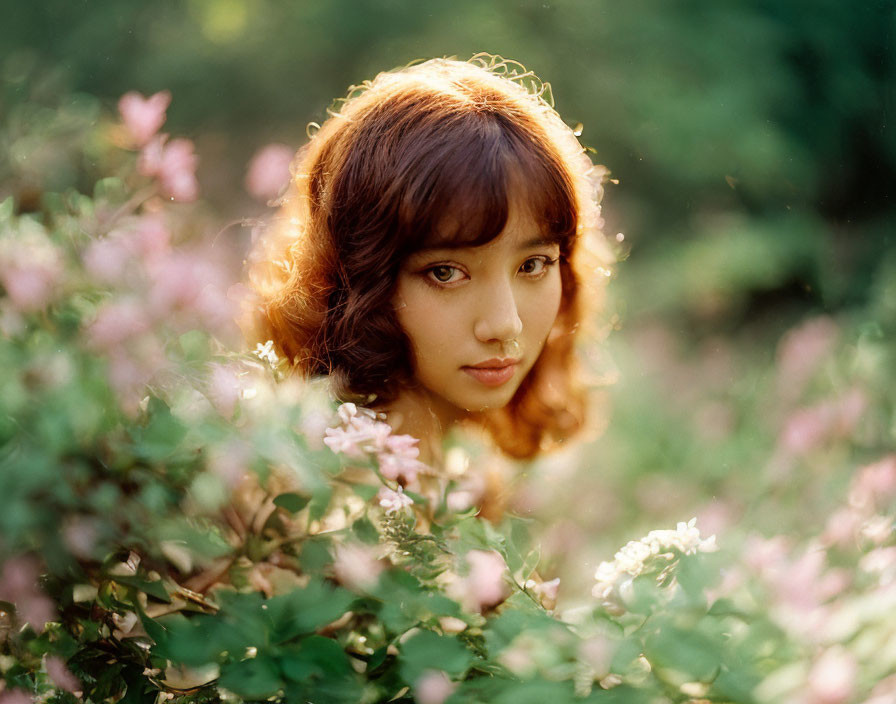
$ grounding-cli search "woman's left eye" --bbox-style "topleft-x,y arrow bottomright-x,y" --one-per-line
519,256 -> 557,276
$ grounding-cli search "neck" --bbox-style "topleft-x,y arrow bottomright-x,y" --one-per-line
374,387 -> 465,467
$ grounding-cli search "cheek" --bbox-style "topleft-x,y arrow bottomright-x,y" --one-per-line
524,276 -> 563,341
393,284 -> 458,363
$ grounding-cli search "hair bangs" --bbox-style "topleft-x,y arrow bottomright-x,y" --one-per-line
399,113 -> 578,255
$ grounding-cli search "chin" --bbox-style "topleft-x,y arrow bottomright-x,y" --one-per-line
452,386 -> 519,413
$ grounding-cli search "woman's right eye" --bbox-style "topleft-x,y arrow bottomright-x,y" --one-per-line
426,265 -> 465,284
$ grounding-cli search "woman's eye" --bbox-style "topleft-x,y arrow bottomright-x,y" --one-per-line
427,265 -> 464,284
519,256 -> 555,276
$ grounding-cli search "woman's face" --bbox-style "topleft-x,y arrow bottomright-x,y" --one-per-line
392,199 -> 564,416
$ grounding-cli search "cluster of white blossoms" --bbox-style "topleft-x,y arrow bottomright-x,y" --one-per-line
323,403 -> 427,500
592,518 -> 717,601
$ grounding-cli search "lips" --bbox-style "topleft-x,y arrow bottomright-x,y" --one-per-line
462,358 -> 521,387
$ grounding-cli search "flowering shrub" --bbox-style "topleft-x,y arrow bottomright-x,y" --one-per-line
0,90 -> 894,704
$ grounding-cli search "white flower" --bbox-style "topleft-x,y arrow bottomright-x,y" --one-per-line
253,340 -> 279,366
592,518 -> 716,601
377,486 -> 413,514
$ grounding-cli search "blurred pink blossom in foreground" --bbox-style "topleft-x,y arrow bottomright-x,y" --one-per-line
245,143 -> 294,202
118,90 -> 171,147
779,387 -> 867,457
207,363 -> 245,417
0,555 -> 55,631
451,549 -> 508,612
0,690 -> 33,704
86,299 -> 150,350
0,223 -> 63,312
139,136 -> 199,202
807,646 -> 857,704
777,316 -> 839,402
850,455 -> 896,512
414,670 -> 456,704
45,655 -> 81,693
332,542 -> 384,591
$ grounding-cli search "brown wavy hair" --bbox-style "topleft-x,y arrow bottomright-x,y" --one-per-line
245,54 -> 613,459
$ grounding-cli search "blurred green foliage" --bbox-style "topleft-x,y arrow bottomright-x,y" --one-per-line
3,0 -> 894,326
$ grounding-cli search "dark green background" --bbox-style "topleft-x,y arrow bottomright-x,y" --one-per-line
4,0 -> 893,332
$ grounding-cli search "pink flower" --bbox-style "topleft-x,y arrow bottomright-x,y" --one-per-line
324,415 -> 392,460
461,550 -> 507,612
780,388 -> 867,456
446,489 -> 476,513
414,670 -> 456,704
537,577 -> 560,602
134,213 -> 171,261
0,690 -> 34,704
45,655 -> 80,693
105,341 -> 165,415
378,438 -> 424,483
807,647 -> 857,704
0,235 -> 63,312
85,299 -> 150,350
158,138 -> 199,201
332,543 -> 384,591
139,136 -> 199,202
850,456 -> 896,512
298,410 -> 331,451
777,316 -> 838,402
146,251 -> 208,314
83,233 -> 135,285
118,90 -> 171,147
822,508 -> 862,548
579,636 -> 613,678
245,143 -> 294,202
0,555 -> 55,631
384,433 -> 419,455
377,486 -> 413,514
866,674 -> 896,703
324,426 -> 374,460
0,263 -> 59,311
62,516 -> 98,559
207,364 -> 244,417
207,441 -> 250,488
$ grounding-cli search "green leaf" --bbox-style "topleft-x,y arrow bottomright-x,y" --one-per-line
351,483 -> 378,501
266,579 -> 354,643
111,575 -> 172,603
0,197 -> 13,221
131,398 -> 188,462
178,330 -> 209,362
351,516 -> 380,544
643,622 -> 722,683
279,635 -> 352,681
398,630 -> 473,685
273,492 -> 310,513
299,537 -> 332,572
219,657 -> 284,699
308,484 -> 333,521
279,637 -> 363,703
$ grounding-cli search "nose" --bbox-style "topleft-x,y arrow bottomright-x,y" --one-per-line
473,279 -> 523,345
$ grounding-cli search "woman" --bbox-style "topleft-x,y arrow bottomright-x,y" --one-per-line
246,55 -> 612,486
